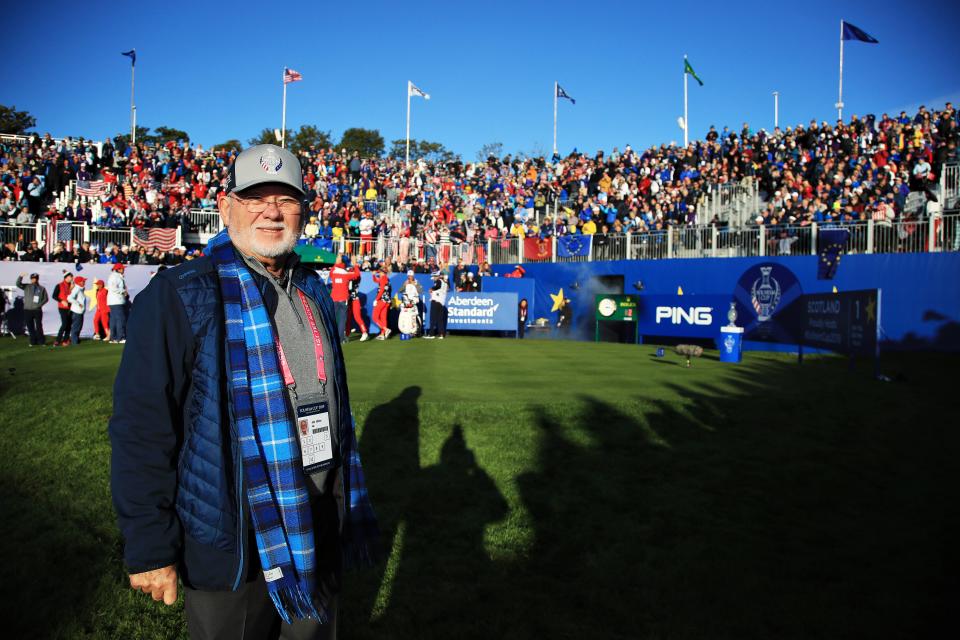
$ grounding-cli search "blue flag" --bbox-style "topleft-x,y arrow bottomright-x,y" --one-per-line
841,22 -> 878,44
817,228 -> 850,280
556,84 -> 575,105
313,237 -> 333,251
121,49 -> 136,65
558,234 -> 590,258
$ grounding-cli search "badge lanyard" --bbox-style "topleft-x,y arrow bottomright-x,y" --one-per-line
275,290 -> 327,387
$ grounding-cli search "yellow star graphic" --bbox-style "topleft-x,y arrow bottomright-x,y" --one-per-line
85,289 -> 99,312
865,297 -> 876,322
550,288 -> 565,312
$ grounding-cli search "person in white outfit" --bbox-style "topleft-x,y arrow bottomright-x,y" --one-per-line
107,264 -> 128,343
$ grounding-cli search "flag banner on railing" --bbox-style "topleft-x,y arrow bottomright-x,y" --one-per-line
133,227 -> 178,252
44,221 -> 74,257
524,237 -> 553,262
76,180 -> 108,197
558,235 -> 591,258
818,228 -> 850,279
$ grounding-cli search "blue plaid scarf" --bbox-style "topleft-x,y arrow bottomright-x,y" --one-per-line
207,231 -> 378,623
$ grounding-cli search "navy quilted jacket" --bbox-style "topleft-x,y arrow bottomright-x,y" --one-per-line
109,255 -> 350,590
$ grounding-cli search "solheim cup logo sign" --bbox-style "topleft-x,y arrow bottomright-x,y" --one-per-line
733,262 -> 802,342
750,266 -> 782,322
259,149 -> 283,174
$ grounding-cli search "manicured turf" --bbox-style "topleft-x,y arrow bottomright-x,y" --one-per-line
0,336 -> 956,639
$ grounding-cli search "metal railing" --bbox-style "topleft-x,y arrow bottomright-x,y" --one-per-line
940,162 -> 959,210
0,224 -> 40,246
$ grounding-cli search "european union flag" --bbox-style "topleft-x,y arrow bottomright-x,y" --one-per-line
841,21 -> 878,44
558,234 -> 591,258
121,49 -> 136,65
818,228 -> 850,280
314,237 -> 333,251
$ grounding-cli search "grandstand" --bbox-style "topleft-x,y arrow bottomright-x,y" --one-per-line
1,103 -> 958,267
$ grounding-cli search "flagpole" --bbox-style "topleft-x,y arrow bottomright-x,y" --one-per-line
405,81 -> 412,167
837,20 -> 845,122
553,81 -> 558,156
281,71 -> 287,148
130,59 -> 136,145
773,91 -> 779,129
683,55 -> 689,147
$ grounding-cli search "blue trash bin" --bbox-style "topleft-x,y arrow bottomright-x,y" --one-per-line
719,327 -> 743,363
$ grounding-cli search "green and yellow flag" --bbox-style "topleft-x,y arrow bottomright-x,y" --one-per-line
684,58 -> 703,86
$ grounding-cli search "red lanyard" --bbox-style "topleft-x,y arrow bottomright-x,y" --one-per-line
275,289 -> 327,387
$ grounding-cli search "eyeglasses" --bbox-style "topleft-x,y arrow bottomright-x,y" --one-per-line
230,194 -> 301,215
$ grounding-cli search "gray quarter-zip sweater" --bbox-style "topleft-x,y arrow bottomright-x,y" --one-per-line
240,251 -> 339,496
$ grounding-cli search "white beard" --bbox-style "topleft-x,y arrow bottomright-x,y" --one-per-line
229,223 -> 299,258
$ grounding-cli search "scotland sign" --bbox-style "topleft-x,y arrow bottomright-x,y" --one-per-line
446,292 -> 518,332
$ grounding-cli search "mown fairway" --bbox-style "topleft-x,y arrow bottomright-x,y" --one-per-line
0,337 -> 955,639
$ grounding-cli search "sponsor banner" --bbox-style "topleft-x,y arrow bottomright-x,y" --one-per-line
800,289 -> 880,356
446,292 -> 518,332
635,295 -> 730,339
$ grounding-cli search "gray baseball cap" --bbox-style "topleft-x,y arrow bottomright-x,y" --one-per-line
226,144 -> 304,195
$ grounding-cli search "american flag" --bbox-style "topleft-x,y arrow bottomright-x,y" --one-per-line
133,227 -> 178,252
45,221 -> 74,258
283,67 -> 303,84
76,179 -> 108,197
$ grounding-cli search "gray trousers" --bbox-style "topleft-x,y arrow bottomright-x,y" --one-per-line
184,575 -> 337,640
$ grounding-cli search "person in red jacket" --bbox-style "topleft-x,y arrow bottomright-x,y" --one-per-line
329,255 -> 361,343
372,265 -> 392,340
92,279 -> 110,341
345,273 -> 369,341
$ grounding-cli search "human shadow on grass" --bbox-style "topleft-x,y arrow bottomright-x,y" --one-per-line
510,360 -> 957,639
351,386 -> 508,640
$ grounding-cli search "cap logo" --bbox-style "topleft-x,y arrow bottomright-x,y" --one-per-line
259,150 -> 283,174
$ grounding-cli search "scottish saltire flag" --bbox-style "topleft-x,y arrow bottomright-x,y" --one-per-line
841,21 -> 879,43
556,84 -> 575,104
684,58 -> 704,86
408,81 -> 430,100
121,49 -> 136,65
818,228 -> 850,279
558,234 -> 590,257
283,67 -> 303,84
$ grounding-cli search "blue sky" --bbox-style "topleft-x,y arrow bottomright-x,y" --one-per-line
4,0 -> 958,158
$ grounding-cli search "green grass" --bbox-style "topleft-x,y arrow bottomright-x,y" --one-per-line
0,337 -> 956,639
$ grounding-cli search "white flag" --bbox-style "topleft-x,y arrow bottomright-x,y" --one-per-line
408,81 -> 430,100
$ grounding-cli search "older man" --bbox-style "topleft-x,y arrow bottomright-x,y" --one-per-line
109,144 -> 379,640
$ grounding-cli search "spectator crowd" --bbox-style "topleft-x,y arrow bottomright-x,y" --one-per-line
2,102 -> 957,267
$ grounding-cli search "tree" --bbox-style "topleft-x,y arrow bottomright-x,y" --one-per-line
339,128 -> 384,157
248,127 -> 291,147
113,126 -> 153,147
151,126 -> 190,144
289,125 -> 334,155
418,140 -> 457,163
0,104 -> 36,134
389,138 -> 456,163
476,142 -> 503,162
211,139 -> 243,153
388,138 -> 419,161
